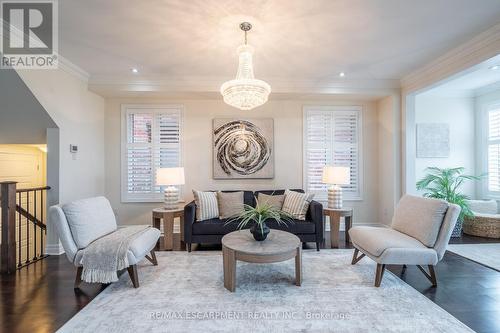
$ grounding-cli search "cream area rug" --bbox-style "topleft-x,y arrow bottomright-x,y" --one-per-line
447,243 -> 500,271
57,250 -> 473,333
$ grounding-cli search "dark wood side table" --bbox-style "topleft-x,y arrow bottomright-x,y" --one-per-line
152,207 -> 184,251
323,207 -> 353,248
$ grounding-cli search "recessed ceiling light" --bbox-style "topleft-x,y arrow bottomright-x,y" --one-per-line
339,72 -> 345,77
489,65 -> 500,71
131,68 -> 139,73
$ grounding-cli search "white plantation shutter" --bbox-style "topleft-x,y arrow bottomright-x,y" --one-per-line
304,106 -> 362,201
122,105 -> 182,202
487,108 -> 500,193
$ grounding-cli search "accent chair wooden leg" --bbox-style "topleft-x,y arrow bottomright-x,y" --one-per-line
74,266 -> 83,290
351,248 -> 365,265
374,264 -> 386,287
417,265 -> 437,286
145,250 -> 158,266
127,265 -> 139,288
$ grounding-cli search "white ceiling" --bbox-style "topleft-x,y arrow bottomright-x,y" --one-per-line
420,54 -> 500,97
58,0 -> 500,94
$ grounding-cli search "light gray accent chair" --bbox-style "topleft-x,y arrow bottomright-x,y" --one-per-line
349,195 -> 461,287
49,196 -> 161,289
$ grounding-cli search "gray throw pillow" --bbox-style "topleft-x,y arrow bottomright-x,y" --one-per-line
391,195 -> 448,247
257,193 -> 285,210
217,191 -> 244,219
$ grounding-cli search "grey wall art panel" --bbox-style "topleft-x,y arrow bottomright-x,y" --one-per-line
213,118 -> 274,179
416,123 -> 450,158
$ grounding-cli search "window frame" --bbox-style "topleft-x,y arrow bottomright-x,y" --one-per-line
479,101 -> 500,199
120,104 -> 184,203
302,105 -> 364,202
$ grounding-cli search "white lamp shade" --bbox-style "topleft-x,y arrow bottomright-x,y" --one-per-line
322,166 -> 350,185
156,167 -> 185,186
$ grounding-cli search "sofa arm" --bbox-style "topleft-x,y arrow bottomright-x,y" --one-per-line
308,200 -> 324,241
184,201 -> 196,243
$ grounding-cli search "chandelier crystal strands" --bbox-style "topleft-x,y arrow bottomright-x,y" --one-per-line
220,22 -> 271,110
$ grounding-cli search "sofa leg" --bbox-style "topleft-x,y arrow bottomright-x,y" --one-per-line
145,250 -> 158,266
74,266 -> 83,290
187,243 -> 192,252
127,265 -> 139,288
316,242 -> 320,252
401,264 -> 407,275
374,264 -> 386,287
417,265 -> 437,287
351,248 -> 365,265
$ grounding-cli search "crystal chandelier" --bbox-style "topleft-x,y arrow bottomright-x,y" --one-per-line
220,22 -> 271,111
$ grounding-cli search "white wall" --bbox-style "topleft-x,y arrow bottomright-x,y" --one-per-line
105,97 -> 381,227
414,94 -> 476,196
377,95 -> 401,224
16,68 -> 106,254
17,69 -> 106,204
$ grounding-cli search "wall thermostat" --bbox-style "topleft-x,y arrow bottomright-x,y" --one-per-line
70,145 -> 78,153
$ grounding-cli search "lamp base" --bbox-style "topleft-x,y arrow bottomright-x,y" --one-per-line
328,185 -> 343,209
163,186 -> 179,210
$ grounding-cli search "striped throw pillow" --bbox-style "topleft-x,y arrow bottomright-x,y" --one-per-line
192,190 -> 219,221
282,190 -> 314,220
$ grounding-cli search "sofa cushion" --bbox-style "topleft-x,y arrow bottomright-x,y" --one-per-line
349,226 -> 428,257
466,199 -> 497,214
391,195 -> 448,247
282,190 -> 314,220
61,196 -> 117,249
266,219 -> 315,234
257,193 -> 285,210
192,218 -> 240,235
193,190 -> 219,221
217,191 -> 244,219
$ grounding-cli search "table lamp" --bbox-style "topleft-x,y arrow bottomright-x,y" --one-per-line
322,166 -> 350,209
156,167 -> 185,210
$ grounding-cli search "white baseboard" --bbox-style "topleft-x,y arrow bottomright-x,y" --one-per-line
45,242 -> 65,255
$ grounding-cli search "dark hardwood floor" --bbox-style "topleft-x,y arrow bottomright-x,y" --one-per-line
1,232 -> 499,333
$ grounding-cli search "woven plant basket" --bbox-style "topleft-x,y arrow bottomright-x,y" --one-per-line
463,215 -> 500,239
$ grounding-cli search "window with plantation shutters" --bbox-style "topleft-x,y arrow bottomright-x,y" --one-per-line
303,106 -> 362,202
487,107 -> 500,193
121,105 -> 182,202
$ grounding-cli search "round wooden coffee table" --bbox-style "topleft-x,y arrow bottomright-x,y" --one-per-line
221,229 -> 302,292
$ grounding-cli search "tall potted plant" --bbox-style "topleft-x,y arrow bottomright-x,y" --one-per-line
228,201 -> 294,241
416,167 -> 482,237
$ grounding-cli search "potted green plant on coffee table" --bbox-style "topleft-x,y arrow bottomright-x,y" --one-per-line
416,167 -> 483,237
228,202 -> 294,241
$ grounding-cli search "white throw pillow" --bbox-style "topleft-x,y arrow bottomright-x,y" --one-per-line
62,196 -> 117,249
282,190 -> 314,220
193,190 -> 219,221
391,195 -> 448,247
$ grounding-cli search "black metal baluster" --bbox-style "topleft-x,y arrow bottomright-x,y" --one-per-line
40,189 -> 44,257
25,191 -> 30,264
33,190 -> 37,260
17,192 -> 21,267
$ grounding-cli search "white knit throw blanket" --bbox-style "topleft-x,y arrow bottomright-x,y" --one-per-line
80,225 -> 151,284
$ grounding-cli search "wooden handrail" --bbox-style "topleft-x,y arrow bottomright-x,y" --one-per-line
16,205 -> 46,230
16,186 -> 51,193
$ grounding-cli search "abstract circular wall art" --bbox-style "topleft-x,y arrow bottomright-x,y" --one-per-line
213,118 -> 274,179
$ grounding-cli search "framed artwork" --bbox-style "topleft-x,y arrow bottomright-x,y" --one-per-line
416,123 -> 450,158
213,118 -> 274,179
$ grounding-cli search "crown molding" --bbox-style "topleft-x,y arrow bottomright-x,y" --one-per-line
58,55 -> 90,83
401,22 -> 500,94
88,75 -> 400,98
